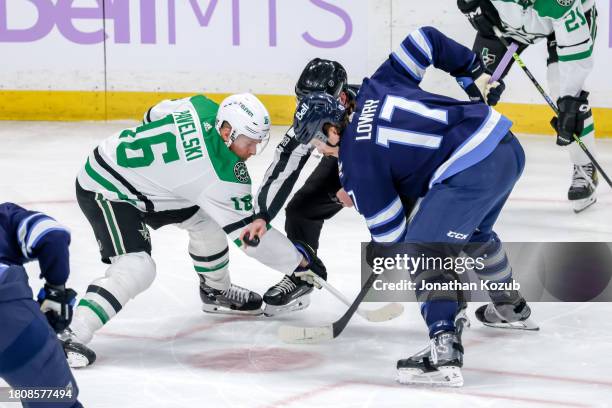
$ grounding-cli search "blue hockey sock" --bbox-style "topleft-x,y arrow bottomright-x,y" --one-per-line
421,300 -> 458,338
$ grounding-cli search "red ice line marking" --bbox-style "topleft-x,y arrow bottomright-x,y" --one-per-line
258,379 -> 590,408
463,367 -> 612,388
99,316 -> 248,342
461,339 -> 612,388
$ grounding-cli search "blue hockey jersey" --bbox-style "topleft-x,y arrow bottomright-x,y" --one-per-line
339,26 -> 513,244
0,203 -> 71,286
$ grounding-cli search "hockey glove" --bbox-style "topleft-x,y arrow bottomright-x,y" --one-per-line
456,56 -> 505,105
293,240 -> 327,283
550,91 -> 591,146
37,283 -> 77,333
457,0 -> 502,39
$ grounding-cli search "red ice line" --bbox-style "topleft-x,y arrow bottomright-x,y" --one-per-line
257,379 -> 591,408
99,316 -> 248,341
463,367 -> 612,388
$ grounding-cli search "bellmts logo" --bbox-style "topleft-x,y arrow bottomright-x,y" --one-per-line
0,0 -> 353,47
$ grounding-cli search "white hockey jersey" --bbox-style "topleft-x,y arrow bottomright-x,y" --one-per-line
77,95 -> 302,273
493,0 -> 596,97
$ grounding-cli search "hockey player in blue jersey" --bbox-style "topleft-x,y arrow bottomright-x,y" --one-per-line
291,26 -> 537,387
0,202 -> 89,407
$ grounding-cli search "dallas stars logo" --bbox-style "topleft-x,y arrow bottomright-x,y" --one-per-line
233,162 -> 250,183
138,223 -> 151,242
203,122 -> 212,132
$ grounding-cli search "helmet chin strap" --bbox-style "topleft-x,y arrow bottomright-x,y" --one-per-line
225,131 -> 237,147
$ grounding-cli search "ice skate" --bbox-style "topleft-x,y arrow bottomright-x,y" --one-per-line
397,331 -> 464,387
263,273 -> 314,316
59,328 -> 97,368
568,163 -> 598,213
199,276 -> 263,316
475,297 -> 539,330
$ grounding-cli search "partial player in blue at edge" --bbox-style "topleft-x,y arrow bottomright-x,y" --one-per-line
0,202 -> 88,407
290,26 -> 539,387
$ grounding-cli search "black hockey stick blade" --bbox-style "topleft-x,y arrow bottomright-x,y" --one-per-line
279,271 -> 380,344
331,271 -> 379,337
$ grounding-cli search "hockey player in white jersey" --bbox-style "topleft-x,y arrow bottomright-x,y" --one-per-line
62,93 -> 327,367
457,0 -> 599,212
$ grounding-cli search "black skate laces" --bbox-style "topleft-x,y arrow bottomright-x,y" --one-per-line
275,276 -> 298,294
222,284 -> 250,303
573,164 -> 596,190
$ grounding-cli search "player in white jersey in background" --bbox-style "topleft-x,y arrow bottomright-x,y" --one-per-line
61,93 -> 327,367
457,0 -> 599,212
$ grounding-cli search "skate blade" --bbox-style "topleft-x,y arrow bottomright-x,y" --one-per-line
263,294 -> 310,317
363,302 -> 404,322
201,303 -> 263,316
66,351 -> 94,368
397,366 -> 464,387
483,317 -> 539,331
277,324 -> 333,344
572,196 -> 596,213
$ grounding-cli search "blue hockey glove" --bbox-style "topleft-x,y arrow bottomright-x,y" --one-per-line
37,284 -> 77,333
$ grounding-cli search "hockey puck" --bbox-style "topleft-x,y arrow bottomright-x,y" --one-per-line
243,232 -> 260,247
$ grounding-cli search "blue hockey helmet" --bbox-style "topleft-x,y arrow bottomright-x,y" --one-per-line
293,92 -> 346,145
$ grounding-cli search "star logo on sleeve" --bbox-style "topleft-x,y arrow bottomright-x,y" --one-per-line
138,223 -> 151,242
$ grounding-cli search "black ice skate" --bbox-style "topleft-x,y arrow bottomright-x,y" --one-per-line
568,163 -> 598,213
58,328 -> 97,368
199,276 -> 263,316
262,273 -> 314,316
475,297 -> 539,331
397,331 -> 464,387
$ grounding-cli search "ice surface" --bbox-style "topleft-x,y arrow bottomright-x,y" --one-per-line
1,121 -> 611,407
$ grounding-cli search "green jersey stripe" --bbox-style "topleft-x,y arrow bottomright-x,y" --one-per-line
85,158 -> 135,204
194,259 -> 230,273
558,47 -> 593,62
96,194 -> 126,255
581,123 -> 594,136
78,298 -> 110,324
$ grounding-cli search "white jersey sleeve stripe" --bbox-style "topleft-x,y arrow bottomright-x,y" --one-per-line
24,219 -> 69,257
392,47 -> 425,81
409,28 -> 433,63
371,217 -> 407,243
366,196 -> 403,229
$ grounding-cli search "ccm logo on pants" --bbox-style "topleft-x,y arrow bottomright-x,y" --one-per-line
447,231 -> 468,240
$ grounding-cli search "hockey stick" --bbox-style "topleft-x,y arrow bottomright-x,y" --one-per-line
490,41 -> 518,83
278,270 -> 382,344
493,26 -> 612,188
299,272 -> 404,323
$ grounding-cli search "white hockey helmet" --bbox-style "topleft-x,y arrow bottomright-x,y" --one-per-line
215,93 -> 271,152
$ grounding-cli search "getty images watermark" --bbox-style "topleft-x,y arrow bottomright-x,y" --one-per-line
370,253 -> 520,292
361,242 -> 612,302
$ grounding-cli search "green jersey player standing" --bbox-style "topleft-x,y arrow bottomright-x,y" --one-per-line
60,93 -> 326,367
457,0 -> 599,212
